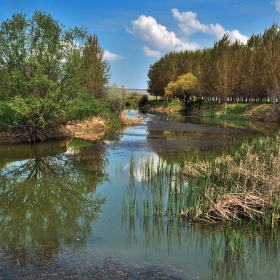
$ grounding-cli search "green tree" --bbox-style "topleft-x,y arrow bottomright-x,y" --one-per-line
106,83 -> 123,114
81,35 -> 111,98
0,11 -> 110,135
164,73 -> 198,102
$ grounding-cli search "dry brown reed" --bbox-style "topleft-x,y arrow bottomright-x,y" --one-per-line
182,135 -> 280,225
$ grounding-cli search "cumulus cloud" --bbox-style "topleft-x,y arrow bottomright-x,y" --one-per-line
272,0 -> 280,13
126,15 -> 198,57
143,46 -> 161,58
104,50 -> 125,61
126,9 -> 248,57
172,8 -> 248,43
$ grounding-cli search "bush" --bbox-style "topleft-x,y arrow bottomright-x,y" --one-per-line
138,95 -> 149,109
67,95 -> 105,121
0,101 -> 18,125
106,83 -> 123,115
225,104 -> 245,114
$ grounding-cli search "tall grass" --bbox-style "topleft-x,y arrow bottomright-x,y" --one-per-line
123,134 -> 280,228
121,139 -> 280,268
183,134 -> 280,226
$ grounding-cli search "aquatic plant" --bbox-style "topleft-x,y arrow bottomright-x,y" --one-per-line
183,134 -> 280,226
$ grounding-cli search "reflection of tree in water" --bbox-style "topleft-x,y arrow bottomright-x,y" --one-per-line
0,141 -> 109,252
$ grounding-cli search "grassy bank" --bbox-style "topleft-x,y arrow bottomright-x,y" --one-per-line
144,98 -> 280,122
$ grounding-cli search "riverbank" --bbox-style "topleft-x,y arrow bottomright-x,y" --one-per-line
0,112 -> 141,144
0,116 -> 109,144
145,101 -> 280,122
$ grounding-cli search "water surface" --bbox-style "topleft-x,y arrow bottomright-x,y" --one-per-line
1,111 -> 280,279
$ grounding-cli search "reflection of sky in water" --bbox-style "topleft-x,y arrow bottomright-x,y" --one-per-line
105,125 -> 152,156
123,153 -> 160,182
2,160 -> 29,177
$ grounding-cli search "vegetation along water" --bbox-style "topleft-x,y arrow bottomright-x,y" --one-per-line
2,10 -> 280,280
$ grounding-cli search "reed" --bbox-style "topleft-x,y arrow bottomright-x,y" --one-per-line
182,134 -> 280,226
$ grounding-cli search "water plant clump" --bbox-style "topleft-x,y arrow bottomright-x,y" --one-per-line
182,134 -> 280,226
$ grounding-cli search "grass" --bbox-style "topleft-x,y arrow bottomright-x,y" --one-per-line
147,99 -> 183,112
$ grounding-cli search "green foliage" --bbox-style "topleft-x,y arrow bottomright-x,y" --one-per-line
187,99 -> 203,109
164,73 -> 198,100
225,104 -> 245,114
0,11 -> 112,131
123,92 -> 142,107
138,95 -> 149,109
0,101 -> 15,124
81,35 -> 111,98
203,111 -> 216,118
106,83 -> 123,115
66,94 -> 105,121
147,23 -> 280,104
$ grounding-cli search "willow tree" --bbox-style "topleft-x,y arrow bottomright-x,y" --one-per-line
0,11 -> 90,130
164,72 -> 198,102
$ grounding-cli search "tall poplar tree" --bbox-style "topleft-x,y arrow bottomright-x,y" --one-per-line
81,35 -> 110,98
260,24 -> 280,104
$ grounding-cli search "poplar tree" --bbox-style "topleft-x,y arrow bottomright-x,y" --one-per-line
81,35 -> 111,98
260,24 -> 280,103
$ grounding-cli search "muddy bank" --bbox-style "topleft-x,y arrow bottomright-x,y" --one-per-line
0,117 -> 109,144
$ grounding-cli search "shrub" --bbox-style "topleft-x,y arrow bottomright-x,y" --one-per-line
138,95 -> 149,109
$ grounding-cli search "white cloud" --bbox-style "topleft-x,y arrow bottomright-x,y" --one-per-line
143,46 -> 161,58
272,0 -> 280,13
172,8 -> 248,44
126,15 -> 198,57
228,29 -> 248,43
126,9 -> 248,57
104,50 -> 125,61
171,9 -> 208,36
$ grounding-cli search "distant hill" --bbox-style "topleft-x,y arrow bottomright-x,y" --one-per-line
128,89 -> 148,95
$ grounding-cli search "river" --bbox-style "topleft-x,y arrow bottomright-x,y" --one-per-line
0,110 -> 280,279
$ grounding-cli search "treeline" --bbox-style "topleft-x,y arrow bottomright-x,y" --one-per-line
0,11 -> 121,132
147,23 -> 280,104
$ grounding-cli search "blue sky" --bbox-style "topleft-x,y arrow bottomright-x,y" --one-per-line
1,0 -> 280,89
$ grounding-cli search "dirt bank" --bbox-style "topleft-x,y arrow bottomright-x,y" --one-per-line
0,116 -> 109,144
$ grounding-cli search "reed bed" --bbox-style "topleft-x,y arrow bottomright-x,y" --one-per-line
183,134 -> 280,225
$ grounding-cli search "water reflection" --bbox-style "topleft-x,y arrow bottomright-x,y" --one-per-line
122,152 -> 280,280
2,111 -> 280,279
0,139 -> 108,253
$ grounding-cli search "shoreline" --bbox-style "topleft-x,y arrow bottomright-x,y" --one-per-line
0,116 -> 109,145
0,112 -> 142,145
